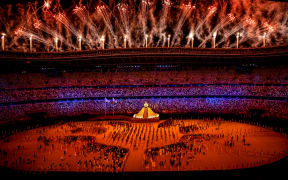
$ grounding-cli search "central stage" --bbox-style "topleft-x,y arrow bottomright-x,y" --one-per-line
131,102 -> 160,122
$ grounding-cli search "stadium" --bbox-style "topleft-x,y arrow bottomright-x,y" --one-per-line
0,0 -> 287,179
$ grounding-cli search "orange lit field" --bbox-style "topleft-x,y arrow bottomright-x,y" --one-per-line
0,119 -> 287,172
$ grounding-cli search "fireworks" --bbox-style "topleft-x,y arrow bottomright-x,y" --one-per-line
33,21 -> 42,29
263,32 -> 267,47
227,14 -> 236,22
167,34 -> 171,47
142,0 -> 149,6
263,22 -> 275,33
0,0 -> 287,52
14,28 -> 23,36
73,5 -> 84,14
44,1 -> 50,9
244,18 -> 256,26
213,32 -> 217,38
100,35 -> 105,49
124,35 -> 127,48
145,34 -> 148,48
171,2 -> 195,46
29,35 -> 33,52
117,3 -> 130,39
55,37 -> 59,52
189,32 -> 194,39
236,32 -> 240,48
208,6 -> 217,16
96,3 -> 118,48
188,32 -> 194,48
236,32 -> 240,38
1,33 -> 5,51
78,35 -> 82,51
55,13 -> 79,36
212,32 -> 217,48
163,0 -> 171,6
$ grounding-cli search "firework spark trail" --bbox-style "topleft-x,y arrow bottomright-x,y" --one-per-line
275,12 -> 288,42
229,0 -> 285,47
194,6 -> 217,40
140,0 -> 149,37
230,22 -> 261,48
156,0 -> 171,47
199,13 -> 235,48
55,13 -> 80,37
117,3 -> 129,34
148,2 -> 159,47
231,30 -> 264,48
56,12 -> 93,49
196,6 -> 221,47
97,4 -> 119,48
171,2 -> 194,46
237,17 -> 266,47
34,20 -> 76,49
222,20 -> 242,38
281,12 -> 288,26
159,0 -> 171,34
117,3 -> 132,47
155,32 -> 167,47
15,28 -> 53,48
216,23 -> 243,47
73,5 -> 100,40
273,11 -> 288,38
230,31 -> 256,48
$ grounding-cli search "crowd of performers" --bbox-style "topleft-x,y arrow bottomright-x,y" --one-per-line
0,122 -> 129,172
0,118 -> 287,172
